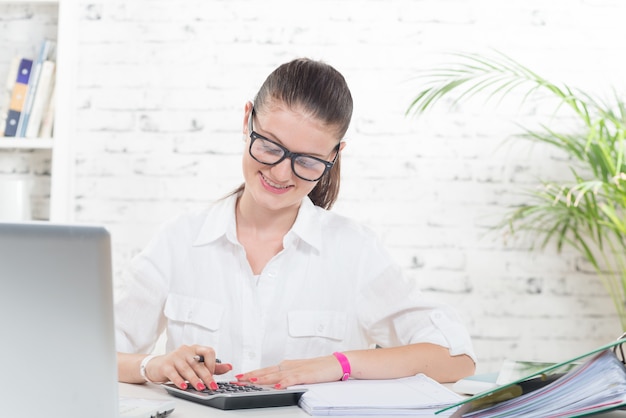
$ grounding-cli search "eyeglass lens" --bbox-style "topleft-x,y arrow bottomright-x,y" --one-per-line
250,136 -> 328,181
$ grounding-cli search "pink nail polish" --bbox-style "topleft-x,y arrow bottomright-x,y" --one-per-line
274,383 -> 282,389
197,382 -> 206,391
235,374 -> 244,379
180,382 -> 188,390
209,381 -> 219,391
250,377 -> 258,383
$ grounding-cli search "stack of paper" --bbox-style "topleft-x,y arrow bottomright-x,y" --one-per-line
296,374 -> 462,416
443,346 -> 626,418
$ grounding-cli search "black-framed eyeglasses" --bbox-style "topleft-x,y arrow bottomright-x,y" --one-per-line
248,107 -> 340,182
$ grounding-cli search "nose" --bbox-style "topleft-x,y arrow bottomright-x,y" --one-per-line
269,158 -> 293,181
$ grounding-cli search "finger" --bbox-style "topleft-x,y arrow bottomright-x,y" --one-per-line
236,371 -> 263,382
173,378 -> 190,390
192,346 -> 217,369
214,363 -> 233,375
191,353 -> 223,370
172,355 -> 207,391
251,365 -> 282,381
236,373 -> 261,383
269,369 -> 307,389
188,346 -> 223,389
160,361 -> 189,390
239,364 -> 276,379
242,362 -> 286,382
188,355 -> 221,390
245,370 -> 283,385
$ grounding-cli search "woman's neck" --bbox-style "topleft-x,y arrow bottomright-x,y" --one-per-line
235,192 -> 300,241
235,192 -> 300,275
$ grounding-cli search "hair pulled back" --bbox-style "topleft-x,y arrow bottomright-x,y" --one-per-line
253,58 -> 353,210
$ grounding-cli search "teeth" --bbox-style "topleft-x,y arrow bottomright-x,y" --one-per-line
262,174 -> 289,189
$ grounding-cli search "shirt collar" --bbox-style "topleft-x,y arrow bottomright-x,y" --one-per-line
193,193 -> 323,251
287,196 -> 323,252
193,193 -> 238,246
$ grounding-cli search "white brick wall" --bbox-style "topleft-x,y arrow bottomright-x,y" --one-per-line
4,0 -> 625,374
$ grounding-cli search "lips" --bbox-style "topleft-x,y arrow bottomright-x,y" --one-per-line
260,172 -> 292,194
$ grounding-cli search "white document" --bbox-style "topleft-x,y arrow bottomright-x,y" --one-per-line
295,374 -> 462,416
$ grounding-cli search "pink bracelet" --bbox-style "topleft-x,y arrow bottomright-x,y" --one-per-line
332,352 -> 351,381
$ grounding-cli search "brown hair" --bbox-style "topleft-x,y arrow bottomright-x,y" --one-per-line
232,58 -> 353,210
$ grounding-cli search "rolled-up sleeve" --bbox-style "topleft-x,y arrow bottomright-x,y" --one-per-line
356,243 -> 476,363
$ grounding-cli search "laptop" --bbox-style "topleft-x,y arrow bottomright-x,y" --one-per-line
0,222 -> 175,418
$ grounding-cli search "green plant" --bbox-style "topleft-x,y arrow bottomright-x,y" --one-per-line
407,51 -> 626,329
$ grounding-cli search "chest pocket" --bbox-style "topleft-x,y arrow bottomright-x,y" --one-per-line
164,294 -> 223,348
288,310 -> 347,341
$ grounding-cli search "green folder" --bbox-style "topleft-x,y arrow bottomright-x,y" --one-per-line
438,337 -> 626,417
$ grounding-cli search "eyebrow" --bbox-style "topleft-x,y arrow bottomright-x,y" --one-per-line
253,119 -> 334,159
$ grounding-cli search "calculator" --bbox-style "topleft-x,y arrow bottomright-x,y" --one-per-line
162,381 -> 307,410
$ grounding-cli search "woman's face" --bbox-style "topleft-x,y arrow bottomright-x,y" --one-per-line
241,101 -> 342,214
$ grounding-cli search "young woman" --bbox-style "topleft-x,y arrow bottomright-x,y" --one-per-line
115,58 -> 476,392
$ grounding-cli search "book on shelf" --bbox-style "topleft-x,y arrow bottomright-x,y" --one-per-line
1,57 -> 20,137
16,38 -> 56,138
24,60 -> 55,138
38,83 -> 56,139
3,58 -> 33,137
438,337 -> 626,417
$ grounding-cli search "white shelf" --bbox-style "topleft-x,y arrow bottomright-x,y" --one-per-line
0,139 -> 54,149
49,0 -> 77,222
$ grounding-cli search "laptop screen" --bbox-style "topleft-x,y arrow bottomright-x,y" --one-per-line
0,222 -> 119,418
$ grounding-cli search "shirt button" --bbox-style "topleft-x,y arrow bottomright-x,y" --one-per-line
248,352 -> 256,360
317,324 -> 325,333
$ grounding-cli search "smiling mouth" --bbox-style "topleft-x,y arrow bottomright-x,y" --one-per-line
260,173 -> 292,190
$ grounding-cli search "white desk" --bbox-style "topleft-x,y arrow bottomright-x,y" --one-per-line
120,382 -> 309,417
119,382 -> 626,417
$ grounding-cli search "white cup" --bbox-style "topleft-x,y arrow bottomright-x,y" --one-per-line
0,177 -> 33,221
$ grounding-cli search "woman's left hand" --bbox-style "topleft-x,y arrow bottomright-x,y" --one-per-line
237,355 -> 343,388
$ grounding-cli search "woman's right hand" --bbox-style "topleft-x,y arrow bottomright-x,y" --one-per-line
142,345 -> 232,391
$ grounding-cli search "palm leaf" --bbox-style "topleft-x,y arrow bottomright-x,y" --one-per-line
408,51 -> 626,329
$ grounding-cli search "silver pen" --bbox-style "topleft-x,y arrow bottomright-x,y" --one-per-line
193,355 -> 221,363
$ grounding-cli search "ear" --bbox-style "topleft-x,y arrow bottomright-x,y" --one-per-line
243,101 -> 253,135
338,141 -> 347,152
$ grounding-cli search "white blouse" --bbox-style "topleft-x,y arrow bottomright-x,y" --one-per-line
114,194 -> 476,375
